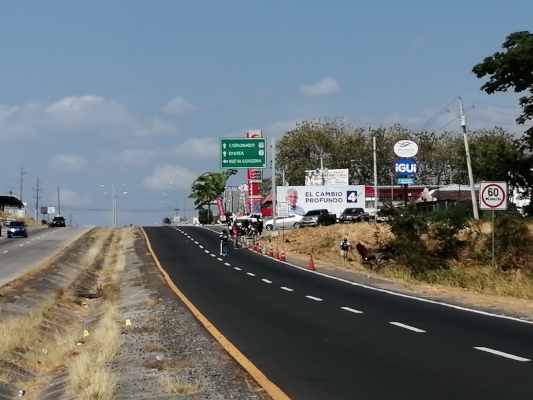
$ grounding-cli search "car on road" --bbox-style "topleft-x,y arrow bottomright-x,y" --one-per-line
7,220 -> 28,238
49,216 -> 66,227
300,209 -> 337,227
338,207 -> 370,223
264,214 -> 303,230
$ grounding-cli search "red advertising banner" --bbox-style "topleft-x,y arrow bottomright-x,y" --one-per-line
246,130 -> 262,214
215,197 -> 225,216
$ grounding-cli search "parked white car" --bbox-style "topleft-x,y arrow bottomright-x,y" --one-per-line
264,214 -> 303,230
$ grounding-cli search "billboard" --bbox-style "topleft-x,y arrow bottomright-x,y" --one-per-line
276,185 -> 365,216
304,169 -> 349,186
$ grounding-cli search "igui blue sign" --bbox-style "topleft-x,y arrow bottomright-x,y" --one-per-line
394,159 -> 417,176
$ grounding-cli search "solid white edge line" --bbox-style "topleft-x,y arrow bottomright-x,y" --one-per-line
389,322 -> 426,333
281,287 -> 294,291
306,296 -> 323,301
341,307 -> 363,314
198,226 -> 533,325
474,347 -> 530,362
262,279 -> 272,283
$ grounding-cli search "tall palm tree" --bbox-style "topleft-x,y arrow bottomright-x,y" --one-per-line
189,170 -> 237,222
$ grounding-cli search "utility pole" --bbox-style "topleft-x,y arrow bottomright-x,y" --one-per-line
373,136 -> 379,215
20,167 -> 27,203
271,137 -> 277,231
57,186 -> 61,216
459,97 -> 479,220
34,178 -> 42,222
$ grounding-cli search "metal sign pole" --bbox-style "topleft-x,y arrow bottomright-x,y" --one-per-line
492,210 -> 495,268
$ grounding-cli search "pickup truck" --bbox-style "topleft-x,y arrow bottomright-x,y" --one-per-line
49,216 -> 66,227
338,207 -> 370,223
300,209 -> 337,227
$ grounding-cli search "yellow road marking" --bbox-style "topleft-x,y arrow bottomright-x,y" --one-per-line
140,227 -> 290,400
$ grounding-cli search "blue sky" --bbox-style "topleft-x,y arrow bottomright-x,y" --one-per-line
0,1 -> 531,226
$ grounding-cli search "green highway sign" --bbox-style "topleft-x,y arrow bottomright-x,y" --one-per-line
220,138 -> 267,169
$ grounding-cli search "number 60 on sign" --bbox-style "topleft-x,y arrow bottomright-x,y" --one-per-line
479,182 -> 508,211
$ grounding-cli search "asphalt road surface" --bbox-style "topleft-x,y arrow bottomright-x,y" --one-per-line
144,226 -> 533,400
0,227 -> 91,288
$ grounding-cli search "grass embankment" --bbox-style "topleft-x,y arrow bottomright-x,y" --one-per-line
264,223 -> 533,300
0,227 -> 131,400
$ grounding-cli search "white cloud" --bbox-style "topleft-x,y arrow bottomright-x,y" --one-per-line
172,137 -> 219,159
0,95 -> 179,139
117,149 -> 157,165
143,164 -> 197,191
163,97 -> 195,115
49,154 -> 86,172
59,189 -> 91,206
300,78 -> 340,97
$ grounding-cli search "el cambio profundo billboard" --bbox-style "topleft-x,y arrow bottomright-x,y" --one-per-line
276,185 -> 366,216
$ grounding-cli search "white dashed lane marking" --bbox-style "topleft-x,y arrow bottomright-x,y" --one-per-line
2,251 -> 7,254
224,263 -> 231,266
306,296 -> 323,302
199,245 -> 204,249
204,250 -> 209,253
341,307 -> 363,314
389,322 -> 425,333
247,273 -> 256,277
262,279 -> 272,284
474,347 -> 530,362
210,254 -> 215,257
281,287 -> 294,292
217,258 -> 223,261
234,267 -> 242,271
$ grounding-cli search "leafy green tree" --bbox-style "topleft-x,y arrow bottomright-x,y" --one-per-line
189,170 -> 237,222
472,31 -> 533,148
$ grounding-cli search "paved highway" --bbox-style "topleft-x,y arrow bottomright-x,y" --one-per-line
0,227 -> 92,288
144,226 -> 533,400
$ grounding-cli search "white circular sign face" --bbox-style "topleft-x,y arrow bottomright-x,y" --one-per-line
480,183 -> 507,210
394,140 -> 419,158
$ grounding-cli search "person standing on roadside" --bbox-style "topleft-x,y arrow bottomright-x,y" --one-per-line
220,229 -> 230,256
340,238 -> 352,262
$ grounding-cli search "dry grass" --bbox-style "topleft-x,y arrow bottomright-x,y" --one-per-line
266,223 -> 533,300
159,374 -> 202,395
0,298 -> 55,356
145,343 -> 168,352
144,358 -> 185,371
139,299 -> 158,308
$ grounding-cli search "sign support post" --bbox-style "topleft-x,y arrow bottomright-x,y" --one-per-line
271,137 -> 276,231
492,210 -> 495,268
479,181 -> 508,268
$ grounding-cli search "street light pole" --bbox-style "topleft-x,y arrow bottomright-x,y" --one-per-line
459,97 -> 479,220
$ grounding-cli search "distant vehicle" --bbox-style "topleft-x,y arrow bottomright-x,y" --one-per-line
376,212 -> 394,223
163,217 -> 172,225
49,216 -> 66,227
264,214 -> 303,230
300,209 -> 337,227
233,214 -> 262,225
338,207 -> 369,223
7,220 -> 28,238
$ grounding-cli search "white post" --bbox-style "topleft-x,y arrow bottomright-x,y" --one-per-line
373,136 -> 379,214
460,97 -> 479,220
271,137 -> 277,231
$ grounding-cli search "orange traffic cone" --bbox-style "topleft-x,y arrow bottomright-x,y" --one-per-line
253,241 -> 257,251
274,245 -> 279,259
308,254 -> 316,271
269,244 -> 274,257
257,242 -> 262,254
280,249 -> 286,262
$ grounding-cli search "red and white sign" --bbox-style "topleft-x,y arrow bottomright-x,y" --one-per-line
479,182 -> 508,210
246,130 -> 262,213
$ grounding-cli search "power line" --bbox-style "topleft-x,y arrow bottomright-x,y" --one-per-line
434,115 -> 460,132
415,97 -> 459,132
473,105 -> 521,118
464,97 -> 517,109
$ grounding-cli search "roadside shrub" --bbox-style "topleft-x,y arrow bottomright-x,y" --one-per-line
487,212 -> 533,271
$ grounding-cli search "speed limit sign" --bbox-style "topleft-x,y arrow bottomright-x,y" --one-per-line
479,182 -> 508,210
